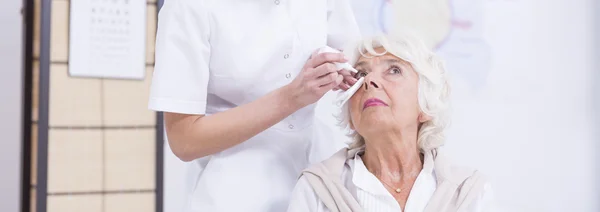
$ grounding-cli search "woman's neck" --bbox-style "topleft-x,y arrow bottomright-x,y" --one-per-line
362,130 -> 423,185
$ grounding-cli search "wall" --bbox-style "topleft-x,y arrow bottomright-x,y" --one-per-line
594,0 -> 600,210
163,140 -> 188,212
444,0 -> 597,211
0,0 -> 23,211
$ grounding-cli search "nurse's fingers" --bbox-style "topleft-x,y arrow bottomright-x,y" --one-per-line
332,69 -> 357,91
337,70 -> 357,85
344,75 -> 358,86
316,72 -> 340,87
338,69 -> 352,76
304,50 -> 321,69
307,52 -> 347,69
335,79 -> 354,91
336,82 -> 351,91
310,63 -> 338,79
319,74 -> 344,91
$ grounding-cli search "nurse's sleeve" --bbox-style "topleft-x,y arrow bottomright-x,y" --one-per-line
326,0 -> 362,50
287,176 -> 324,212
148,0 -> 211,115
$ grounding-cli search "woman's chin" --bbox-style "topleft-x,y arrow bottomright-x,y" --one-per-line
362,104 -> 389,111
358,114 -> 393,130
359,106 -> 389,118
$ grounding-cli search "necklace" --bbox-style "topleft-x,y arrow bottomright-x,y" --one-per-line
378,179 -> 402,193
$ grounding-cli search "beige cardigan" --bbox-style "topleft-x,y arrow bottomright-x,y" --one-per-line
300,147 -> 488,212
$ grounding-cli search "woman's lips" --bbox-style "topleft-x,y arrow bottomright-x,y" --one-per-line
363,98 -> 388,110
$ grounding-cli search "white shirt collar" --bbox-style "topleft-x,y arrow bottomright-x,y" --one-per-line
349,147 -> 438,211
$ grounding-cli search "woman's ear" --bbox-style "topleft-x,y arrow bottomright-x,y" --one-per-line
418,112 -> 432,123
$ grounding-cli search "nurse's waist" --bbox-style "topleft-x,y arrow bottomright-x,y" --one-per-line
205,104 -> 316,131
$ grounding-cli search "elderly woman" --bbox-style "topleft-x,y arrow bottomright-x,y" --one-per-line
287,33 -> 494,212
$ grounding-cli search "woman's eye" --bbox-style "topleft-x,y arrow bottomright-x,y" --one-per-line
389,67 -> 402,75
355,71 -> 368,78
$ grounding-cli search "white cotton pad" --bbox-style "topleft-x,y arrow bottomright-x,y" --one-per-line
317,46 -> 363,107
317,46 -> 358,73
334,77 -> 365,108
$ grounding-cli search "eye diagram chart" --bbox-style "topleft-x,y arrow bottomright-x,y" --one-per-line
69,0 -> 146,79
350,0 -> 491,91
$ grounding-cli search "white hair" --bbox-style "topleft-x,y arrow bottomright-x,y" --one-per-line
337,32 -> 451,151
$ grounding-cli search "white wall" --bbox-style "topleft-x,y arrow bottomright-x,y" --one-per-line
163,139 -> 189,212
163,0 -> 599,211
444,0 -> 597,211
593,0 -> 600,210
0,0 -> 24,211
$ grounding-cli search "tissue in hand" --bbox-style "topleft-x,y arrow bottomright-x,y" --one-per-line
316,46 -> 363,107
334,77 -> 364,108
317,46 -> 358,73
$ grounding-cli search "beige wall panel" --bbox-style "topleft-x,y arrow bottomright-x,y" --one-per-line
146,5 -> 157,64
103,68 -> 155,126
50,0 -> 69,62
105,129 -> 155,190
47,129 -> 103,193
33,0 -> 40,58
32,61 -> 39,121
31,124 -> 38,186
47,195 -> 102,212
30,189 -> 36,212
49,65 -> 102,126
105,193 -> 155,212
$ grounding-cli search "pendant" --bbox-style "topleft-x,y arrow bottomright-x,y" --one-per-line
395,188 -> 401,193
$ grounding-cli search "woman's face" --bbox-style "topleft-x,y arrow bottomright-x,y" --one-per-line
349,48 -> 426,137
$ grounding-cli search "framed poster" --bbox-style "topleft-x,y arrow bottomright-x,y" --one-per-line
69,0 -> 146,79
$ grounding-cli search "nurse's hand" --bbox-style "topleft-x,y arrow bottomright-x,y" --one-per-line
332,69 -> 358,91
285,51 -> 349,108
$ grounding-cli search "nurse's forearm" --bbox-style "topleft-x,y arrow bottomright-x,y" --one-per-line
165,85 -> 302,161
166,52 -> 346,161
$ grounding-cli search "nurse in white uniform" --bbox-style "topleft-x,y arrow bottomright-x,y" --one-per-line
148,0 -> 361,211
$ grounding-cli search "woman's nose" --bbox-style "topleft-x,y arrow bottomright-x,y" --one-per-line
364,79 -> 380,90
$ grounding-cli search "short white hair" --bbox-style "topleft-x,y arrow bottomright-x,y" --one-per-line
337,32 -> 451,151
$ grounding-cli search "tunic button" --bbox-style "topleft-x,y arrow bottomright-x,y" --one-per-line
274,0 -> 280,5
285,73 -> 291,79
283,54 -> 289,59
288,124 -> 294,129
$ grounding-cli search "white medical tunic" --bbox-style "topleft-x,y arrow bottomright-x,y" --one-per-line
148,0 -> 361,211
